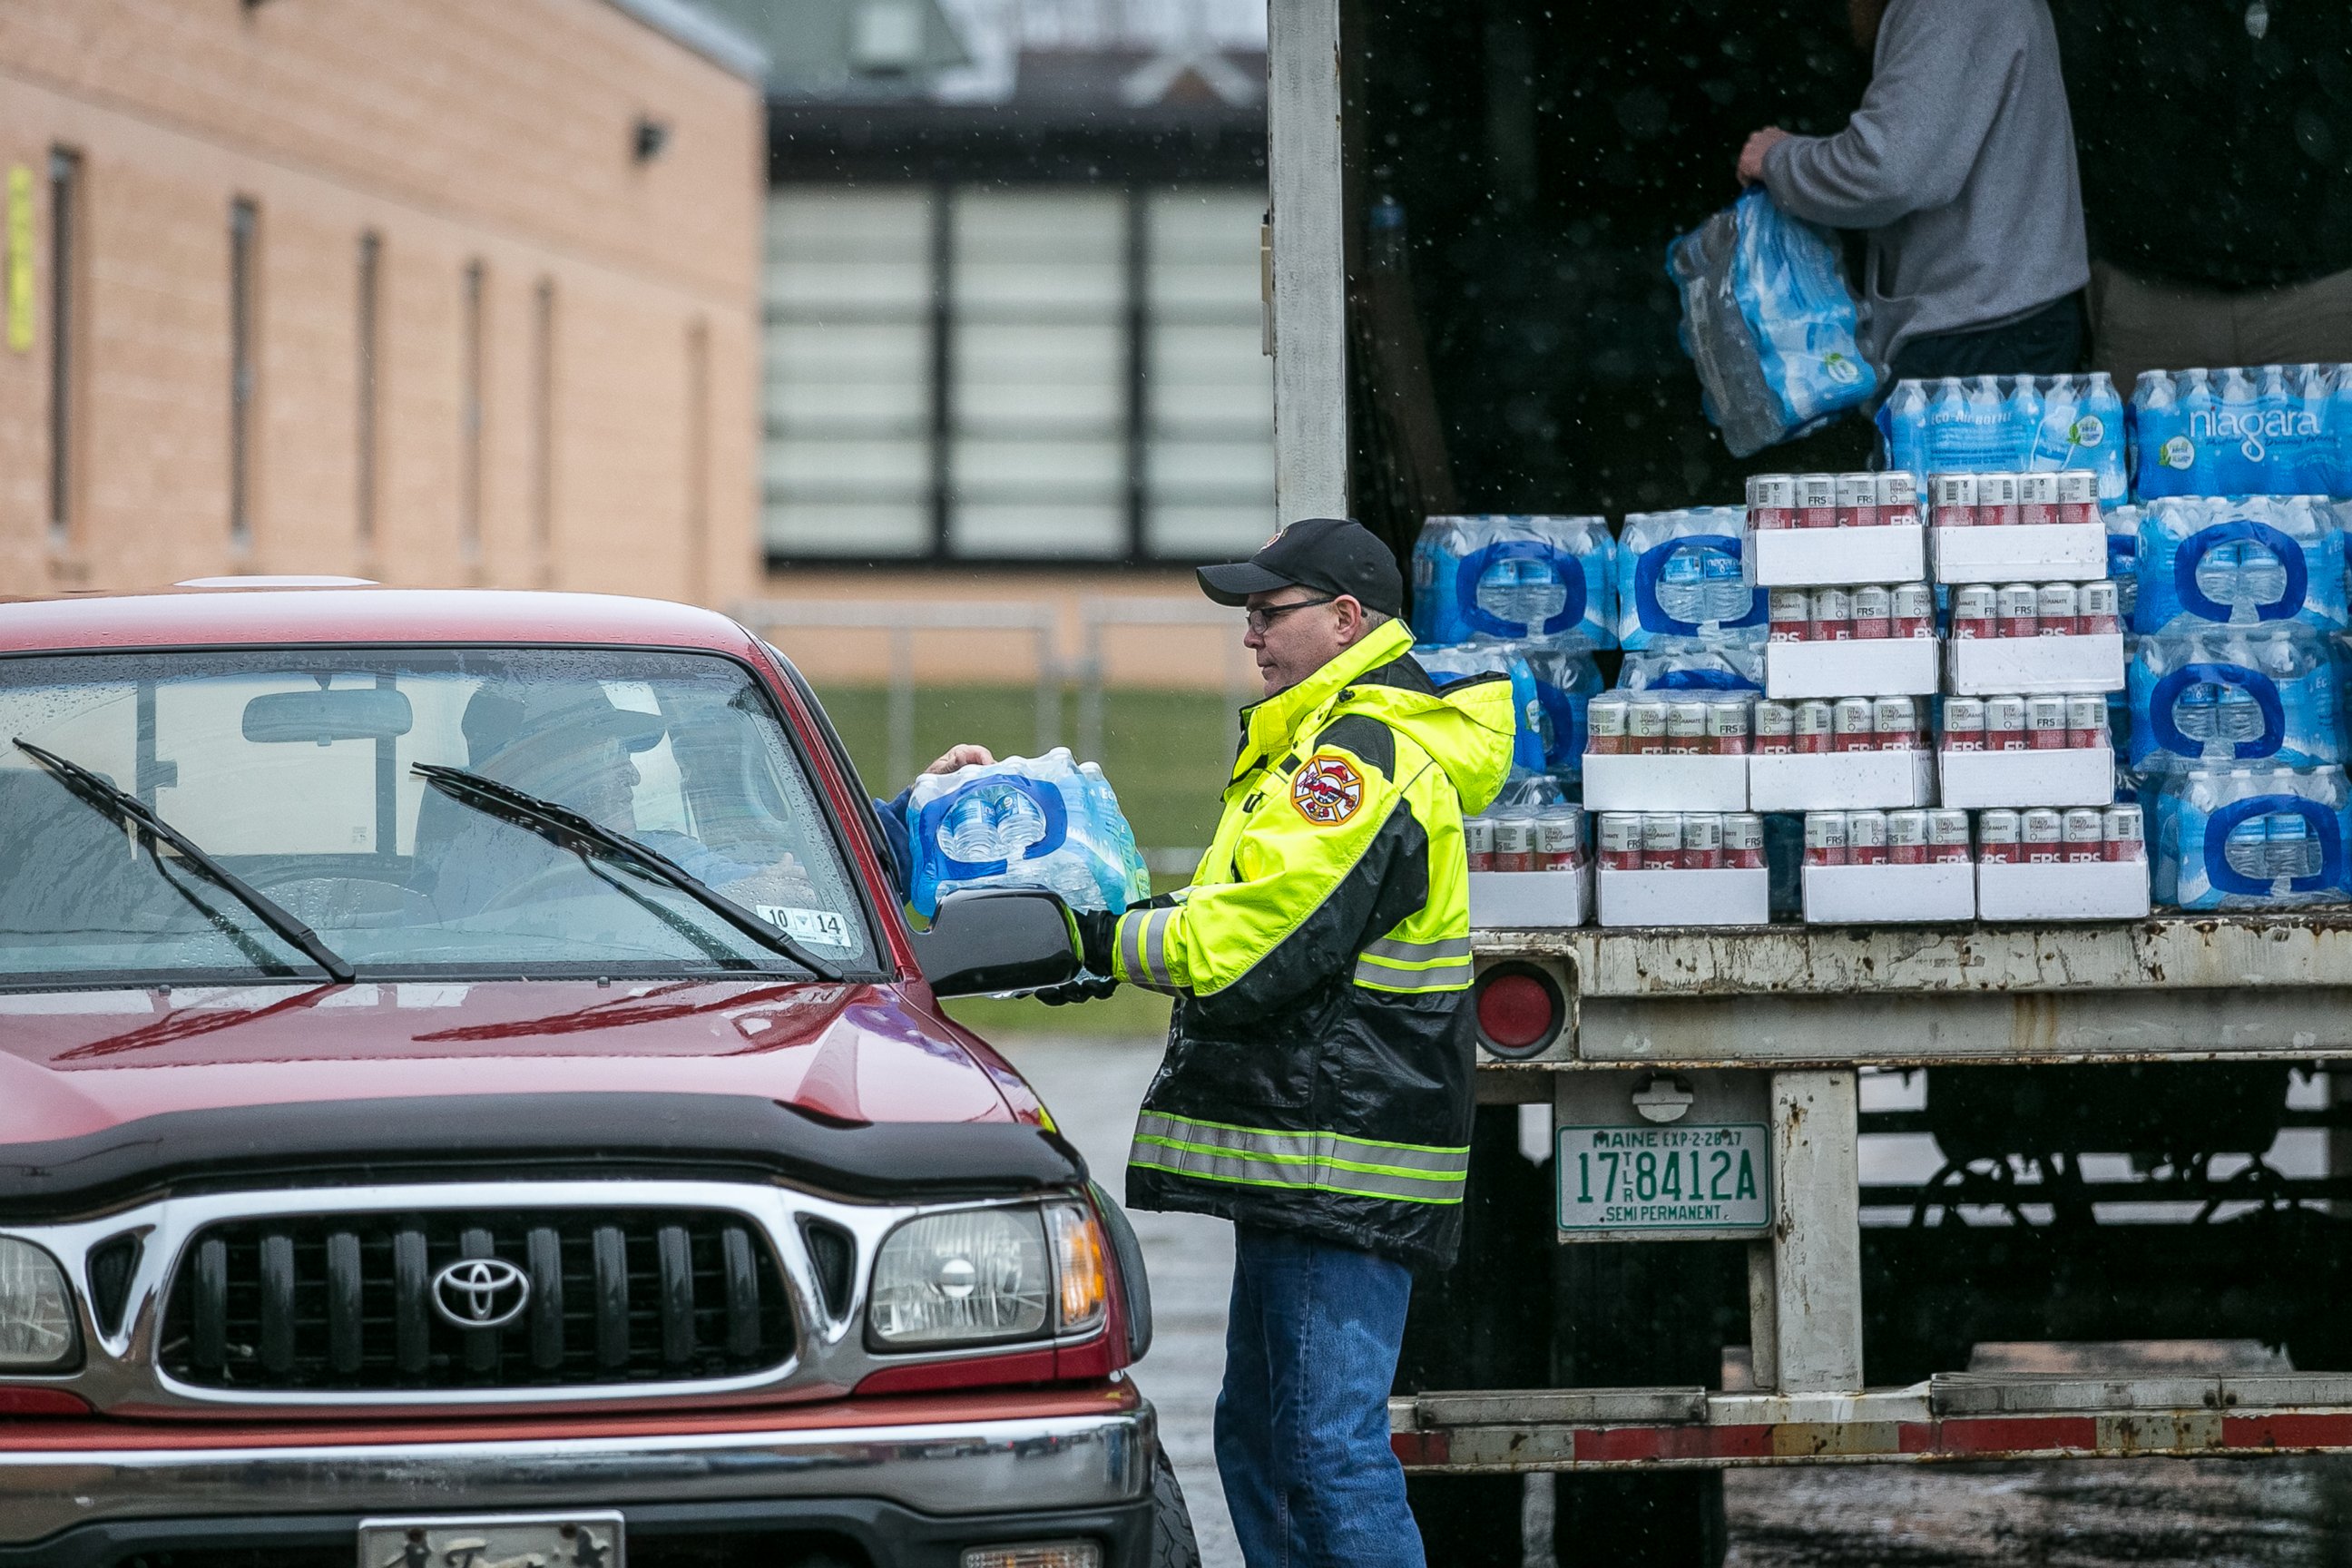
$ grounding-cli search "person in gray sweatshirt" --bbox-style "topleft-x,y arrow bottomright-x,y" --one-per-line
1736,0 -> 2089,387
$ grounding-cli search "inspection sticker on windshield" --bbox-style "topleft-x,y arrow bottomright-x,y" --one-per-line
754,905 -> 856,949
1556,1122 -> 1770,1235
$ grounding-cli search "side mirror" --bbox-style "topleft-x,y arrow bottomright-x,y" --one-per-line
911,888 -> 1082,998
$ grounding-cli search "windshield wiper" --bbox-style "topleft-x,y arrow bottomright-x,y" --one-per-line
412,762 -> 843,981
14,738 -> 357,985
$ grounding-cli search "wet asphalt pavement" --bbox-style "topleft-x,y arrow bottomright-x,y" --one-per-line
995,1035 -> 2352,1568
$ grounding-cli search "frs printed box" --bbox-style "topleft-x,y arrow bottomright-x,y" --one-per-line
1945,633 -> 2126,695
1469,867 -> 1589,929
1596,866 -> 1770,928
1752,524 -> 1926,588
1975,858 -> 2151,921
1937,747 -> 2116,809
1582,752 -> 1749,812
1748,750 -> 1935,812
1765,637 -> 1939,701
1931,522 -> 2109,583
1802,862 -> 1975,925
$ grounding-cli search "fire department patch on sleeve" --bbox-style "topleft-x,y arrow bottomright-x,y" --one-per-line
1291,753 -> 1364,825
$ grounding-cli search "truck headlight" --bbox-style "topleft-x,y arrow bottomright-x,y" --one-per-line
0,1239 -> 76,1369
869,1207 -> 1051,1348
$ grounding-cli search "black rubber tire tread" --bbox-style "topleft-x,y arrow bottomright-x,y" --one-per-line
1152,1446 -> 1203,1568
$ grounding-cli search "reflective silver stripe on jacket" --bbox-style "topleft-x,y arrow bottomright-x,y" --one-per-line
1128,1111 -> 1469,1205
1351,933 -> 1474,990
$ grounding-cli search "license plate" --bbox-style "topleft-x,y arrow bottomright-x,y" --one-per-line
357,1511 -> 622,1568
1557,1121 -> 1770,1236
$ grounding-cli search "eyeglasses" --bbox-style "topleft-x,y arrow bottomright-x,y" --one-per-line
1243,593 -> 1338,634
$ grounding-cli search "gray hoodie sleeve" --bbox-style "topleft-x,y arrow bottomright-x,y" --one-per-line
1760,0 -> 2026,230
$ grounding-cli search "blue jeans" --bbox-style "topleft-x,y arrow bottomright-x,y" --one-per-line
1215,1225 -> 1425,1568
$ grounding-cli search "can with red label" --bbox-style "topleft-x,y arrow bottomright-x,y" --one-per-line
2027,694 -> 2069,750
2066,694 -> 2107,750
1837,472 -> 1881,528
1847,809 -> 1888,866
1726,812 -> 1766,869
2063,807 -> 2105,863
1952,583 -> 1997,640
1752,699 -> 1794,755
1769,588 -> 1811,643
1804,811 -> 1848,867
1492,811 -> 1535,874
1930,472 -> 1977,528
1465,816 -> 1495,872
1794,700 -> 1835,755
2018,472 -> 2062,526
1987,695 -> 2028,751
1599,812 -> 1642,872
1666,701 -> 1709,756
2080,580 -> 2121,635
1586,694 -> 1628,757
1976,472 -> 2021,526
1681,811 -> 1724,870
1811,585 -> 1853,642
1874,696 -> 1918,750
1979,808 -> 2023,864
1748,474 -> 1797,531
2058,469 -> 2099,526
1928,808 -> 1974,863
1892,582 -> 1936,639
1942,696 -> 1986,751
1629,700 -> 1669,756
1886,809 -> 1929,865
1997,583 -> 2039,639
1879,471 -> 1921,528
2022,807 -> 2064,863
1641,812 -> 1682,870
2103,803 -> 2144,863
1833,696 -> 1876,752
1852,583 -> 1893,640
1536,807 -> 1583,871
1798,473 -> 1838,529
1707,700 -> 1751,756
2037,583 -> 2079,636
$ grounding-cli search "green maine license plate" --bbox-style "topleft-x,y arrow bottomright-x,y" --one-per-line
1556,1122 -> 1770,1235
358,1511 -> 622,1567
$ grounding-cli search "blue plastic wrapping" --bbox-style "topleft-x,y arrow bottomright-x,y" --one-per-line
2126,631 -> 2346,775
902,748 -> 1152,919
2131,364 -> 2350,500
1665,186 -> 1876,457
1614,643 -> 1767,695
1408,514 -> 1615,650
2132,495 -> 2348,634
1876,373 -> 2128,502
2152,765 -> 2352,909
1613,507 -> 1764,649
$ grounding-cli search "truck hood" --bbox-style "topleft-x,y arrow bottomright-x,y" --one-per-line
0,980 -> 1024,1147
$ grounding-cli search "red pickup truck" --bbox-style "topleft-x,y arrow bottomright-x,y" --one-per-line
0,583 -> 1185,1568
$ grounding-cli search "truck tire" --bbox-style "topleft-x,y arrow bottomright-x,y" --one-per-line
1152,1446 -> 1202,1568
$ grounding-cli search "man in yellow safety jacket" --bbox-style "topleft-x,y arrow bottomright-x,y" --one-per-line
1060,516 -> 1516,1568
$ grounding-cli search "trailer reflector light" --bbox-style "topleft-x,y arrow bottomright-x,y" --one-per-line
1475,965 -> 1563,1057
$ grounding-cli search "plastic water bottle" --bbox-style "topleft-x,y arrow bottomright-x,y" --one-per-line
2222,813 -> 2270,881
2217,681 -> 2262,747
2007,375 -> 2044,470
1700,550 -> 1749,624
2331,365 -> 2352,497
2177,681 -> 2219,746
2180,368 -> 2219,489
2082,371 -> 2128,503
2269,811 -> 2316,880
1966,375 -> 2007,466
1475,554 -> 1566,638
1881,379 -> 1929,477
1926,377 -> 1970,472
1657,545 -> 1706,625
2217,367 -> 2264,493
2289,365 -> 2333,495
2031,374 -> 2081,469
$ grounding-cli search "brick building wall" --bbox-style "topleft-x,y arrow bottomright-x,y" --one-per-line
0,0 -> 762,604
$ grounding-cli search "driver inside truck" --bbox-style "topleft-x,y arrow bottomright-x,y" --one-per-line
1736,0 -> 2090,387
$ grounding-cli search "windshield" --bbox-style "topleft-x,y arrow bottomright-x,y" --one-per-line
0,648 -> 877,986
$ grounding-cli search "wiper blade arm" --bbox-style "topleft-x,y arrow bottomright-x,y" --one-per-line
13,738 -> 357,985
411,762 -> 843,981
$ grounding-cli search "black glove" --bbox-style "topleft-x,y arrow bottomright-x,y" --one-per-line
1036,975 -> 1120,1006
1072,908 -> 1119,977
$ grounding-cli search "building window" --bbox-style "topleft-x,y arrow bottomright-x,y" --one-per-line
1144,189 -> 1279,558
460,259 -> 485,558
356,230 -> 381,546
45,148 -> 80,547
530,276 -> 554,551
229,197 -> 259,548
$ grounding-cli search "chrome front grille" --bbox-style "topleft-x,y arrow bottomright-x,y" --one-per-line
159,1207 -> 794,1392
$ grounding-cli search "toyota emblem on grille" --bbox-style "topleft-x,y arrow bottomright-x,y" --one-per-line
430,1258 -> 530,1328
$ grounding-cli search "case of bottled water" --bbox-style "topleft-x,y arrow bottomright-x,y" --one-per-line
903,748 -> 1152,920
1409,514 -> 1616,649
2106,505 -> 2141,622
2152,765 -> 2352,909
2130,364 -> 2348,500
1665,186 -> 1876,458
2126,630 -> 2346,774
1615,643 -> 1766,695
1417,642 -> 1599,779
2132,495 -> 2348,634
1614,507 -> 1765,648
1875,373 -> 2129,502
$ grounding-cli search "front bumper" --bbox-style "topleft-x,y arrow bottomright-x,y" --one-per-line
0,1396 -> 1154,1564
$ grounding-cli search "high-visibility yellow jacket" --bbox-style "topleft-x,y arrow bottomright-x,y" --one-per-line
1112,619 -> 1516,1268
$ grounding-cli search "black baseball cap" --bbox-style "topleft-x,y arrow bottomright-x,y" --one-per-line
1196,517 -> 1404,617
